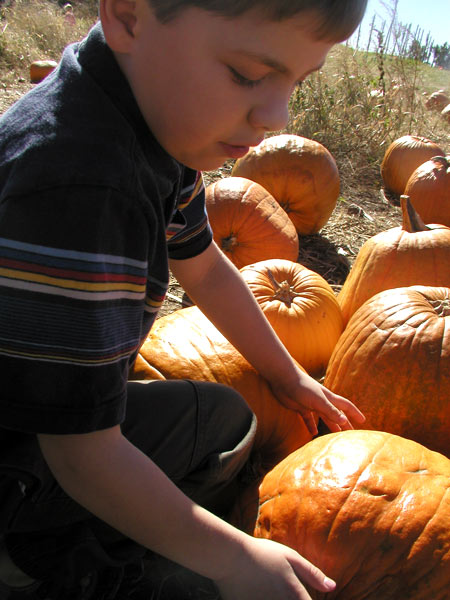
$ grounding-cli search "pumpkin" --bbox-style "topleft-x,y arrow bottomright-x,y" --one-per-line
254,430 -> 450,599
380,135 -> 445,196
404,155 -> 450,227
29,60 -> 58,84
442,103 -> 450,124
425,89 -> 450,112
337,196 -> 450,326
205,177 -> 299,269
239,259 -> 343,377
129,353 -> 166,380
325,285 -> 450,457
231,134 -> 340,235
129,306 -> 314,470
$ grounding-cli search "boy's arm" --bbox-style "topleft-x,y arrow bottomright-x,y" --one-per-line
38,427 -> 335,600
170,242 -> 365,433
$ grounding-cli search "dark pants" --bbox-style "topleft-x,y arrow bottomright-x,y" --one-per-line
0,380 -> 256,587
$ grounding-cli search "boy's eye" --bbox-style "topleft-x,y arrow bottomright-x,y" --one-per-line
228,66 -> 262,88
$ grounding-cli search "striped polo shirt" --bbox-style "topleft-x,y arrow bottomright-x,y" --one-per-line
0,23 -> 212,435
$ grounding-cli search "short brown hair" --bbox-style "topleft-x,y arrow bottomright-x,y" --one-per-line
148,0 -> 368,43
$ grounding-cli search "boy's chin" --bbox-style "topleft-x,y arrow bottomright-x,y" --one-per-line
178,155 -> 228,172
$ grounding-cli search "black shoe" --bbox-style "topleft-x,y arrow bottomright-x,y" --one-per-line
4,571 -> 98,600
0,536 -> 42,600
123,554 -> 221,600
0,580 -> 41,600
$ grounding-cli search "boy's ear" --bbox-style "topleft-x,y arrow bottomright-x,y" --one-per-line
100,0 -> 137,53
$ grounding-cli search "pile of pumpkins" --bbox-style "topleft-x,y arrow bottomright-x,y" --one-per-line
130,133 -> 450,598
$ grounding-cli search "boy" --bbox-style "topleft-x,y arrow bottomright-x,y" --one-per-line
0,1 -> 367,598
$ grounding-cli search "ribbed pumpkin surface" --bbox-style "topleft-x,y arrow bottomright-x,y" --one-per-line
380,135 -> 445,196
130,306 -> 313,469
205,177 -> 299,269
337,197 -> 450,326
425,90 -> 450,112
404,155 -> 450,227
231,134 -> 339,235
240,259 -> 343,377
325,286 -> 450,457
254,430 -> 450,599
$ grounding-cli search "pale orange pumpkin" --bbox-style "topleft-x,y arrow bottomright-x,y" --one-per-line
254,430 -> 450,599
129,306 -> 314,469
29,60 -> 58,84
380,135 -> 445,196
239,259 -> 343,377
326,285 -> 450,457
205,177 -> 299,269
425,89 -> 450,112
231,134 -> 340,235
442,103 -> 450,124
404,155 -> 449,227
337,196 -> 450,326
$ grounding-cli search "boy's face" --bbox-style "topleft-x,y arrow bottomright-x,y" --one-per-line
117,2 -> 334,171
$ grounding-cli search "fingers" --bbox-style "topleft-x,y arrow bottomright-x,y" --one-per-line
324,391 -> 366,425
289,551 -> 336,593
308,390 -> 365,433
301,410 -> 318,436
272,372 -> 365,432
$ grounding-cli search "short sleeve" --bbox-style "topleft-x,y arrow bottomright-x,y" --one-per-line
167,170 -> 213,260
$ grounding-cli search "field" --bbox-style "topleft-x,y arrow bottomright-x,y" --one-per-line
1,1 -> 449,317
0,2 -> 449,598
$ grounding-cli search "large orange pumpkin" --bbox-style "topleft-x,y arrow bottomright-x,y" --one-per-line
231,134 -> 340,235
337,196 -> 450,326
254,430 -> 450,600
380,135 -> 445,196
205,177 -> 299,269
404,155 -> 450,227
129,306 -> 313,470
325,285 -> 450,457
239,259 -> 343,377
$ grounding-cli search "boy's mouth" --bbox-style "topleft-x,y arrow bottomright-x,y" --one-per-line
219,142 -> 250,159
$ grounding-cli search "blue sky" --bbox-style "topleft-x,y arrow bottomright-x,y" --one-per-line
348,0 -> 450,51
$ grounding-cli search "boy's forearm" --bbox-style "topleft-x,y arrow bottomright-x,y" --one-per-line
170,245 -> 300,385
38,427 -> 248,580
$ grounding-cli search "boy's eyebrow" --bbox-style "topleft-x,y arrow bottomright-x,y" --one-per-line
238,50 -> 290,74
235,50 -> 325,78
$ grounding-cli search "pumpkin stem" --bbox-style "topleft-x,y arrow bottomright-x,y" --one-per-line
267,269 -> 299,307
430,298 -> 450,317
431,155 -> 449,169
431,155 -> 450,167
221,234 -> 238,252
400,195 -> 430,233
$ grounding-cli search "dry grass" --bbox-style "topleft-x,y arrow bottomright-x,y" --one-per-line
0,0 -> 97,66
0,0 -> 96,100
1,1 -> 448,320
287,44 -> 449,188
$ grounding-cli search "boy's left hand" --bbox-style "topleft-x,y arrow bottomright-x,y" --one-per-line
269,372 -> 365,436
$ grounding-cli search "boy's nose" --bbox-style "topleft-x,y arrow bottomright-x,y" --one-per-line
248,93 -> 290,133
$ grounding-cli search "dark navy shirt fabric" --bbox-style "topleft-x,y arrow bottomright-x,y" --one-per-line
0,22 -> 212,435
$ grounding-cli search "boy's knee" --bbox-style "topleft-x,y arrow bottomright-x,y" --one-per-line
194,381 -> 254,440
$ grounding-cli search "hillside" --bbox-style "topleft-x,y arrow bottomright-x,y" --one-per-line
0,0 -> 449,316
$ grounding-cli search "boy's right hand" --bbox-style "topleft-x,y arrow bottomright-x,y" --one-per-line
214,536 -> 336,600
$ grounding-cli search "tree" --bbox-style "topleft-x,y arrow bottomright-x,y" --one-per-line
408,39 -> 429,63
432,43 -> 450,70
